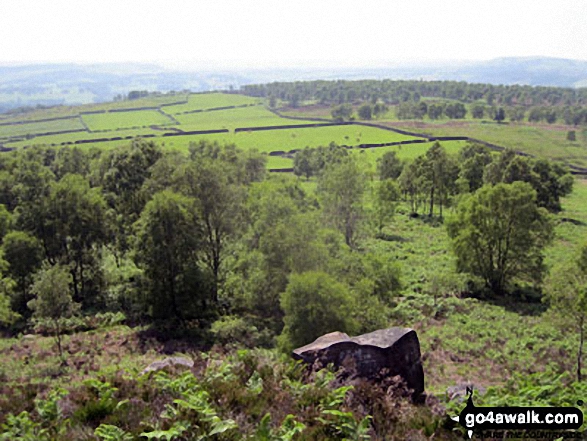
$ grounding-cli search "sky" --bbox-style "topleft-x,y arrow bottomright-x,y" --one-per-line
0,0 -> 586,69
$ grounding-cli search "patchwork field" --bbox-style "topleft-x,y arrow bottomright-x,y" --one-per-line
384,121 -> 587,168
0,117 -> 86,139
82,109 -> 176,132
163,92 -> 262,114
173,105 -> 314,130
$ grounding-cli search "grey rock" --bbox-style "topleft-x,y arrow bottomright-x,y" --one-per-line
293,328 -> 424,399
447,383 -> 486,401
141,356 -> 194,375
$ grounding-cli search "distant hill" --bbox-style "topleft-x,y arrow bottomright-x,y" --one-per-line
1,57 -> 586,113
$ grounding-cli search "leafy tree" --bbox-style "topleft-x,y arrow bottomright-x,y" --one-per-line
293,149 -> 314,179
372,179 -> 400,234
509,106 -> 526,122
0,204 -> 11,241
373,103 -> 388,118
13,153 -> 55,254
46,174 -> 107,306
358,104 -> 372,120
51,147 -> 90,180
230,178 -> 335,329
279,271 -> 358,350
457,144 -> 493,192
331,104 -> 353,122
472,105 -> 485,119
0,255 -> 17,327
28,264 -> 79,359
2,231 -> 43,315
422,142 -> 457,217
545,245 -> 587,381
484,151 -> 573,213
173,158 -> 246,302
134,191 -> 210,320
447,182 -> 554,294
398,158 -> 427,215
377,151 -> 403,180
318,157 -> 366,248
494,107 -> 506,123
95,139 -> 162,225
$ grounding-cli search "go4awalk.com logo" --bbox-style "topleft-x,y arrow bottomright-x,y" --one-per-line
451,388 -> 584,439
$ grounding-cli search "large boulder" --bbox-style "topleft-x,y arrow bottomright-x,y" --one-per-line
293,328 -> 424,399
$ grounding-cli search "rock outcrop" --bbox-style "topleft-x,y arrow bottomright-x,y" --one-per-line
141,356 -> 194,375
293,328 -> 424,400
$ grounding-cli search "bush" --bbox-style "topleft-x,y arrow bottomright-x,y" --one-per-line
211,316 -> 273,348
279,271 -> 359,351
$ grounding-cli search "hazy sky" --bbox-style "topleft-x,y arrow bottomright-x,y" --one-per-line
1,0 -> 586,69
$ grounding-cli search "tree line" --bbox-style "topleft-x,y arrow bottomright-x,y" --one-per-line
242,79 -> 587,108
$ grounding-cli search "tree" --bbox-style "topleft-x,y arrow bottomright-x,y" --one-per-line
279,271 -> 358,350
2,231 -> 43,315
472,105 -> 485,119
28,264 -> 79,360
0,255 -> 17,327
228,179 -> 334,330
331,104 -> 353,122
134,191 -> 210,320
46,174 -> 107,307
494,107 -> 506,123
318,157 -> 366,248
545,245 -> 587,381
373,103 -> 388,118
422,142 -> 457,217
372,179 -> 400,234
457,145 -> 493,192
377,151 -> 403,180
447,182 -> 554,294
173,158 -> 246,302
358,104 -> 372,120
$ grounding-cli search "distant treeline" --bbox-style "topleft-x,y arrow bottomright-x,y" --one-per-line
241,79 -> 587,117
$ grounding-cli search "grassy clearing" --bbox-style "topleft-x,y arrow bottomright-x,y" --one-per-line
164,92 -> 262,114
0,117 -> 86,139
174,105 -> 315,130
82,110 -> 175,132
546,178 -> 587,267
376,120 -> 587,167
266,155 -> 294,169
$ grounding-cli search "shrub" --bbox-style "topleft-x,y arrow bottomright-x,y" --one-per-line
279,271 -> 359,351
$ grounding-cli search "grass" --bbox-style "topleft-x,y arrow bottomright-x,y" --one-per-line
164,92 -> 262,114
369,119 -> 587,168
0,93 -> 188,124
173,105 -> 315,131
82,110 -> 175,132
266,155 -> 294,169
5,129 -> 161,148
0,117 -> 86,139
545,178 -> 587,268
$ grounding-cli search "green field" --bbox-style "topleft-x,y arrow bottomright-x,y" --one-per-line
398,121 -> 587,168
82,110 -> 175,132
164,125 -> 423,153
281,105 -> 587,169
0,93 -> 188,125
0,117 -> 86,139
173,105 -> 314,130
164,92 -> 262,114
